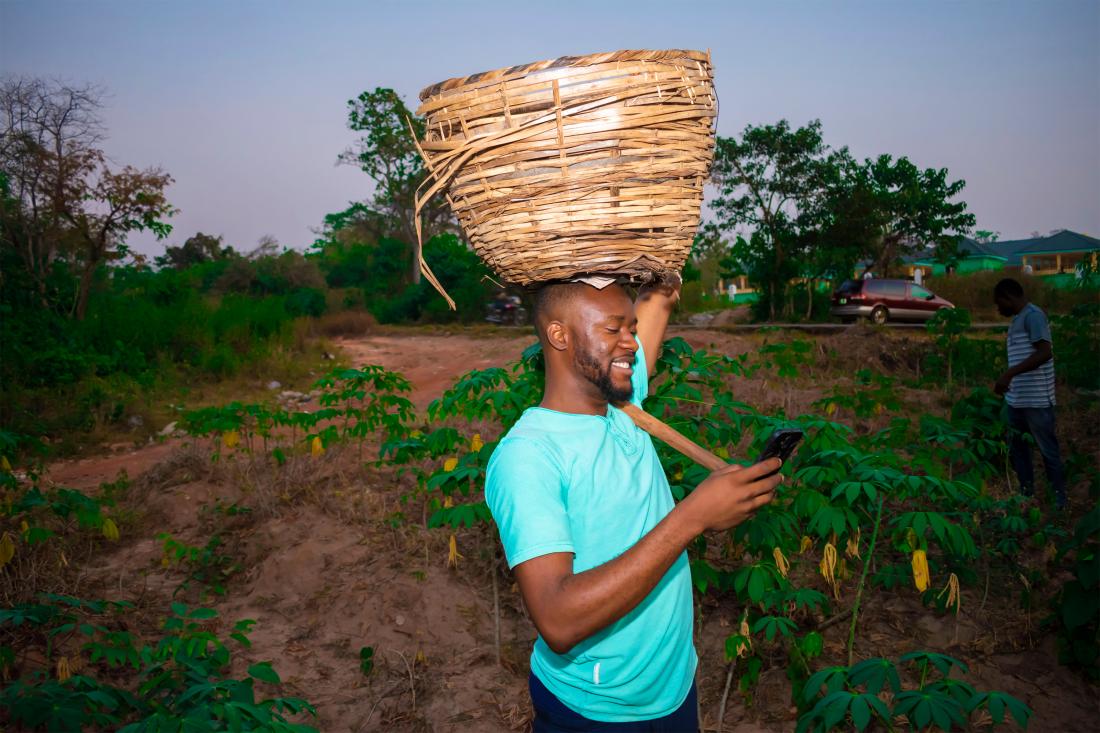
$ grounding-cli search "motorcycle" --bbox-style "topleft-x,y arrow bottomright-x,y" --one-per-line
485,296 -> 527,326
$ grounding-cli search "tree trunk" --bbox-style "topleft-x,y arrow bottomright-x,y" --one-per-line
806,279 -> 815,320
406,209 -> 423,285
74,255 -> 99,321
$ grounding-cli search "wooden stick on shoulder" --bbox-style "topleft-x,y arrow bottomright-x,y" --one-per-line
616,402 -> 727,472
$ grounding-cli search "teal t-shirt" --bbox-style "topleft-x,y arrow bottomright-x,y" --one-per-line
484,340 -> 696,722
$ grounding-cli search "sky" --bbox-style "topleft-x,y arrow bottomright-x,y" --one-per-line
2,0 -> 1098,257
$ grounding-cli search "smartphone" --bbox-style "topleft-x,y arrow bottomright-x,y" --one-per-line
755,428 -> 804,478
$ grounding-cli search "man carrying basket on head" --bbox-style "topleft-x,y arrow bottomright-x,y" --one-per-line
413,48 -> 753,730
485,277 -> 781,731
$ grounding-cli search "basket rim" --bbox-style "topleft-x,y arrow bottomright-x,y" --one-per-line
418,48 -> 710,102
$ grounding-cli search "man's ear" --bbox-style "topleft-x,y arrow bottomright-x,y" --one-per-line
545,321 -> 568,352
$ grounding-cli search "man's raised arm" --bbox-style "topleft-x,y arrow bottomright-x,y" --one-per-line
635,275 -> 682,377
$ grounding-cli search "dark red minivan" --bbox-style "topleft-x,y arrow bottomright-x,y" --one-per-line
830,279 -> 954,324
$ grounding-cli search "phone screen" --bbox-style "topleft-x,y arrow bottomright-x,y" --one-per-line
755,429 -> 804,477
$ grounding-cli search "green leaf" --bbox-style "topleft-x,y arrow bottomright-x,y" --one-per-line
248,662 -> 281,684
850,695 -> 871,731
969,691 -> 1033,728
803,666 -> 848,702
848,657 -> 901,694
799,631 -> 824,659
747,567 -> 765,602
900,650 -> 968,677
822,690 -> 849,729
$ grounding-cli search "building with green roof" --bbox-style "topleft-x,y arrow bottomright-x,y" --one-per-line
909,230 -> 1098,282
1010,230 -> 1100,279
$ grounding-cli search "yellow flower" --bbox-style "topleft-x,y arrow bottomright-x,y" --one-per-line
56,656 -> 71,682
470,433 -> 484,453
222,430 -> 240,449
825,402 -> 837,416
101,518 -> 120,542
733,610 -> 752,659
938,572 -> 961,615
311,436 -> 324,457
845,528 -> 861,560
443,457 -> 458,472
443,495 -> 454,509
799,535 -> 813,554
447,534 -> 463,569
911,549 -> 930,592
820,542 -> 840,599
0,455 -> 10,472
773,547 -> 790,578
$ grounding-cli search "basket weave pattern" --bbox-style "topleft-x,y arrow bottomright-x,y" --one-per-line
413,49 -> 717,300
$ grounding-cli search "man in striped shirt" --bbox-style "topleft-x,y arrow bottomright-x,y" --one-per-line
993,278 -> 1067,510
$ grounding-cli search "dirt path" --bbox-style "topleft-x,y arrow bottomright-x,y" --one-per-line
331,332 -> 536,410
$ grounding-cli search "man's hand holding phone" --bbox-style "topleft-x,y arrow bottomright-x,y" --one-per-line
676,428 -> 803,535
678,459 -> 780,533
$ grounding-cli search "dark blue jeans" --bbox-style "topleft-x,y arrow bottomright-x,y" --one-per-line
1006,405 -> 1066,507
529,673 -> 698,733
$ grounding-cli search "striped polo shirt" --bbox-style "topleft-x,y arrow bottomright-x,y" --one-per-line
1005,303 -> 1056,407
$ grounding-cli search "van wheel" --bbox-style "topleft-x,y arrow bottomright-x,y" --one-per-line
870,306 -> 888,325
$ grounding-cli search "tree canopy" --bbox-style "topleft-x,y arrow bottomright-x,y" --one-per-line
0,76 -> 175,319
709,118 -> 974,319
338,88 -> 456,284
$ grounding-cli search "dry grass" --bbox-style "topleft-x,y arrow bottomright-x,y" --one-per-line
313,309 -> 377,338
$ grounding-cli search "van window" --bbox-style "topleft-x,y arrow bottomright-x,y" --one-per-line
881,281 -> 906,297
836,280 -> 861,295
911,284 -> 932,299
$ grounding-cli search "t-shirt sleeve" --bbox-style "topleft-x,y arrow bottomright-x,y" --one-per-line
485,437 -> 574,569
630,336 -> 649,407
1024,308 -> 1052,344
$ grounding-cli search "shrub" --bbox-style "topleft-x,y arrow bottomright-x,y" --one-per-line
680,281 -> 705,311
315,310 -> 377,337
925,270 -> 1099,320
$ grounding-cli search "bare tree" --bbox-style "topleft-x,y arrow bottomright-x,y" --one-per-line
0,76 -> 174,318
247,234 -> 281,260
1,77 -> 105,300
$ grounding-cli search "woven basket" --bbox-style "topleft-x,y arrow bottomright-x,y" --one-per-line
412,49 -> 717,307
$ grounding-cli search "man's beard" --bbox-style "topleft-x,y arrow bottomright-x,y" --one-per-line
573,346 -> 633,404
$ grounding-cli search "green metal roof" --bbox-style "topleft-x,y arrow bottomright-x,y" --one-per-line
958,237 -> 1007,258
884,231 -> 1095,268
1011,230 -> 1100,256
